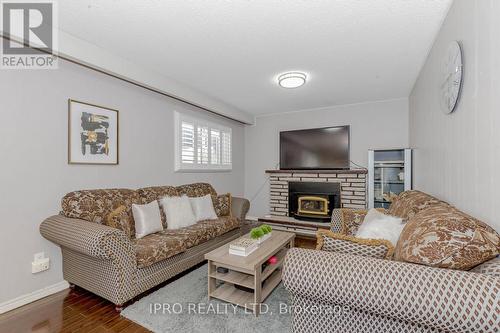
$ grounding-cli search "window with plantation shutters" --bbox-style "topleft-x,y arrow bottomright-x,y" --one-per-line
175,112 -> 232,171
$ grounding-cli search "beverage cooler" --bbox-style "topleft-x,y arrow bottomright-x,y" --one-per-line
368,149 -> 412,209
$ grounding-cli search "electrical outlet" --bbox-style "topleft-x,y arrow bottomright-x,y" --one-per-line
32,257 -> 50,274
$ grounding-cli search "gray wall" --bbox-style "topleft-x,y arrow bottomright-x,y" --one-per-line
0,60 -> 245,304
244,99 -> 409,217
409,0 -> 500,231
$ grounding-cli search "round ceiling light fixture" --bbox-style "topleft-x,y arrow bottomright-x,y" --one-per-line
278,72 -> 307,88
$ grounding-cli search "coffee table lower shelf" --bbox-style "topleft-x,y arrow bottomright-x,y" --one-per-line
205,230 -> 295,316
209,269 -> 282,312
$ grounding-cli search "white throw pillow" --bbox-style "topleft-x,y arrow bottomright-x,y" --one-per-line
190,194 -> 218,222
356,209 -> 405,246
363,208 -> 386,224
159,195 -> 196,229
132,201 -> 163,239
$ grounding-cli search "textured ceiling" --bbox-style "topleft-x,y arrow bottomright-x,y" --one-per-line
58,0 -> 452,116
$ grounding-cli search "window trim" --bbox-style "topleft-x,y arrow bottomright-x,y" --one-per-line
174,112 -> 232,172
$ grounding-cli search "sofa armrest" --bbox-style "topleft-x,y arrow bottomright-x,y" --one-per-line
283,248 -> 500,333
470,256 -> 500,277
231,197 -> 250,221
40,215 -> 135,262
331,208 -> 387,235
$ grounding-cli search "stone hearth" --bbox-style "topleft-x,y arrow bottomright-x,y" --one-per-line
266,169 -> 367,217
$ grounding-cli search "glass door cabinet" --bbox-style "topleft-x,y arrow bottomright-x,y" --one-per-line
368,149 -> 412,209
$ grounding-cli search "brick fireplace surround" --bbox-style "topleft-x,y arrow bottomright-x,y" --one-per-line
266,169 -> 368,217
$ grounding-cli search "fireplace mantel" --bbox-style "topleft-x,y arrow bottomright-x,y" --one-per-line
266,169 -> 367,174
267,169 -> 367,217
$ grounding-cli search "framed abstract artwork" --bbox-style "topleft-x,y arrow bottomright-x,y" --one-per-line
68,99 -> 119,165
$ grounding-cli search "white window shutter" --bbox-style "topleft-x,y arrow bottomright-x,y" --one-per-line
181,121 -> 195,164
222,131 -> 231,165
197,126 -> 209,164
210,129 -> 221,165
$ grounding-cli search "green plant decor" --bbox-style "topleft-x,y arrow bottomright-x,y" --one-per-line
250,228 -> 264,240
250,225 -> 273,239
261,224 -> 272,234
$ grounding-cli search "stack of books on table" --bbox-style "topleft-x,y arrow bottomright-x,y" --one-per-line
229,238 -> 258,256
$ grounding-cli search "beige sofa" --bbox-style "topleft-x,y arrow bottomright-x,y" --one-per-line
40,183 -> 249,310
283,190 -> 500,333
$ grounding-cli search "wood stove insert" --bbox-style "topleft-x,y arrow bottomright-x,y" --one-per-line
288,182 -> 341,222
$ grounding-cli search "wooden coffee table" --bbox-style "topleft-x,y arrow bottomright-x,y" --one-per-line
204,230 -> 295,316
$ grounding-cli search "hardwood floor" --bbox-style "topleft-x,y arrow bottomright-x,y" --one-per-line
0,236 -> 316,333
0,285 -> 150,333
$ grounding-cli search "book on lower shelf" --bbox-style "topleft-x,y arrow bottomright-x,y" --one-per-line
229,238 -> 258,256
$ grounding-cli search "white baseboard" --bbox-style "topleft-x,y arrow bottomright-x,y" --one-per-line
246,215 -> 260,221
0,281 -> 69,314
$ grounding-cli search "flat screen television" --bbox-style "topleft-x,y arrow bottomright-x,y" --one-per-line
280,126 -> 350,170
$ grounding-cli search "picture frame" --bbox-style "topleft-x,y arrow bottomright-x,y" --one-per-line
68,99 -> 119,165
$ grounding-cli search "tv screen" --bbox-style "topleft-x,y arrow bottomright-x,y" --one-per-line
280,126 -> 350,170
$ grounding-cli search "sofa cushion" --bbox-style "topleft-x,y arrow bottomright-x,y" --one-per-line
137,186 -> 179,204
176,183 -> 217,201
214,193 -> 232,217
161,216 -> 239,248
136,186 -> 179,227
195,216 -> 240,241
61,189 -> 140,237
134,230 -> 188,269
134,216 -> 240,268
394,205 -> 500,270
388,190 -> 448,220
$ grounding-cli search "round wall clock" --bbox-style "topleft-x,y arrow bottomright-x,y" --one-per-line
440,41 -> 463,114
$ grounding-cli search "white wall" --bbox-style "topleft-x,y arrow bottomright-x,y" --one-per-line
244,99 -> 409,217
409,0 -> 500,231
0,59 -> 245,305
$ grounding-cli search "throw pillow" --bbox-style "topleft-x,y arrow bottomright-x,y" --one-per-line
388,190 -> 448,220
132,201 -> 163,239
106,205 -> 135,238
316,230 -> 394,260
356,209 -> 405,246
190,194 -> 218,222
340,209 -> 383,235
159,195 -> 196,229
362,208 -> 386,224
394,206 -> 500,270
214,193 -> 232,217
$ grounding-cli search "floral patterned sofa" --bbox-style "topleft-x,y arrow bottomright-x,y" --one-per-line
283,191 -> 500,333
40,183 -> 249,310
